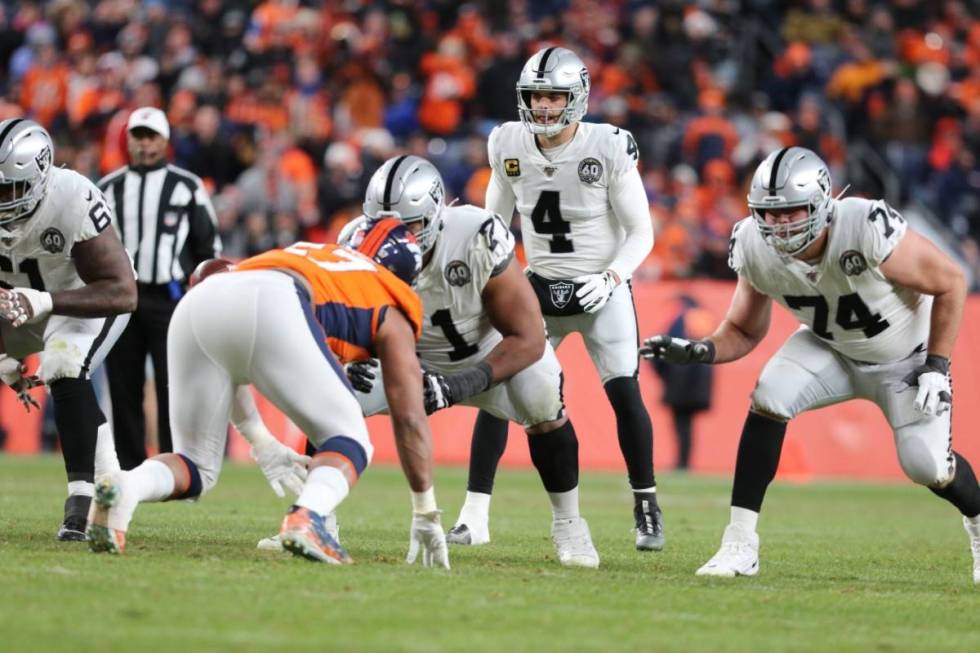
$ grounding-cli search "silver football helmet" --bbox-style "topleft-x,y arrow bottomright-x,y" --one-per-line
747,146 -> 834,256
0,118 -> 54,226
363,155 -> 445,255
516,47 -> 590,137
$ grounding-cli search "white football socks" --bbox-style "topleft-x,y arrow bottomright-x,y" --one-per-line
730,506 -> 759,532
965,514 -> 980,539
457,491 -> 491,527
296,466 -> 350,517
127,459 -> 176,503
548,487 -> 581,521
94,421 -> 121,475
67,480 -> 93,498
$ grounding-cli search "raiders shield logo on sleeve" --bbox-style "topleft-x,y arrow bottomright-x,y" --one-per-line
549,281 -> 574,309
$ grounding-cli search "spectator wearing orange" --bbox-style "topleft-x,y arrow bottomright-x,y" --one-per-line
682,88 -> 738,171
418,35 -> 476,135
20,40 -> 69,128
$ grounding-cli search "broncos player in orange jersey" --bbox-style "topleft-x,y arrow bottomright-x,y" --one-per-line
87,220 -> 450,568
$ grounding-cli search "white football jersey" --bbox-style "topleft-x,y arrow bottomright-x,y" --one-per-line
729,197 -> 931,364
415,204 -> 515,372
0,167 -> 112,293
488,120 -> 638,279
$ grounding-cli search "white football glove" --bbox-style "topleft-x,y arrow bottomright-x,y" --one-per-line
0,354 -> 42,411
406,510 -> 451,570
0,287 -> 53,327
903,355 -> 952,417
572,271 -> 618,314
250,438 -> 311,498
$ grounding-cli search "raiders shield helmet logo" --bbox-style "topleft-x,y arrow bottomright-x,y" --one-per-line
445,260 -> 472,287
839,250 -> 868,276
549,281 -> 574,309
41,227 -> 65,253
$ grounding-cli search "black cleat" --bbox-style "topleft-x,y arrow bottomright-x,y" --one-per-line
634,493 -> 665,551
56,494 -> 91,542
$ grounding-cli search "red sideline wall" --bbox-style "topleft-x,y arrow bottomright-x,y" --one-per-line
5,280 -> 980,481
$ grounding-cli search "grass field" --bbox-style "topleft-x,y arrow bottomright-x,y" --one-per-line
1,454 -> 978,653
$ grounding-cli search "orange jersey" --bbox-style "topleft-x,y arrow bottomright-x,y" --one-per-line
236,242 -> 422,363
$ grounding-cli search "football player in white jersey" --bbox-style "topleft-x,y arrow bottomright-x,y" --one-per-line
460,46 -> 661,551
642,147 -> 980,583
341,154 -> 600,567
0,118 -> 136,540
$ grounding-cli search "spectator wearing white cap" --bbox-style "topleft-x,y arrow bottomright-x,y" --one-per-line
98,106 -> 221,469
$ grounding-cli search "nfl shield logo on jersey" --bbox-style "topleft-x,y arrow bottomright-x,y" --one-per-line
549,281 -> 574,309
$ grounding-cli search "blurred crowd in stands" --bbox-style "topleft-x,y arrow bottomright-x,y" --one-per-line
1,0 -> 978,283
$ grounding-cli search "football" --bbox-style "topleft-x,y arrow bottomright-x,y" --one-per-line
188,258 -> 234,288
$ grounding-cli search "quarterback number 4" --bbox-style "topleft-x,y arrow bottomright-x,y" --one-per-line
530,191 -> 574,253
625,133 -> 638,161
784,293 -> 889,339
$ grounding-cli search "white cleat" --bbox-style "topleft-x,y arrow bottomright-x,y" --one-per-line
964,517 -> 980,585
696,524 -> 760,577
446,522 -> 490,546
257,511 -> 338,552
86,473 -> 137,554
551,517 -> 600,568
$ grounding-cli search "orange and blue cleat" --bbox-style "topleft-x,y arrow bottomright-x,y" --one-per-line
86,477 -> 128,554
279,505 -> 353,565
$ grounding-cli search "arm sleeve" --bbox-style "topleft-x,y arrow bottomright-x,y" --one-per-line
188,181 -> 222,265
484,127 -> 517,220
485,168 -> 516,221
606,166 -> 653,281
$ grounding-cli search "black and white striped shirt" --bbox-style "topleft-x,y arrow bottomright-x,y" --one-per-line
98,163 -> 221,285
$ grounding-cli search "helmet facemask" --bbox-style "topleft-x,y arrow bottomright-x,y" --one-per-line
516,47 -> 590,137
747,147 -> 834,257
752,193 -> 833,257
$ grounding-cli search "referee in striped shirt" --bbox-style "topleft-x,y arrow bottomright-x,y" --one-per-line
98,107 -> 222,469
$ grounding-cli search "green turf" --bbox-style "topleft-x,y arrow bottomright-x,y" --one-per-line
1,454 -> 977,653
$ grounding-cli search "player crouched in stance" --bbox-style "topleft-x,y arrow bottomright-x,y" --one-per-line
87,221 -> 451,569
343,154 -> 599,567
642,147 -> 980,583
0,119 -> 135,540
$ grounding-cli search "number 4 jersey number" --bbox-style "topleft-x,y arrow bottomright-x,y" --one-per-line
530,190 -> 574,253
